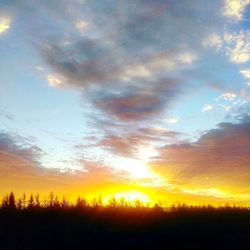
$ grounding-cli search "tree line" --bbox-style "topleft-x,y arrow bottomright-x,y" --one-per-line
1,192 -> 249,211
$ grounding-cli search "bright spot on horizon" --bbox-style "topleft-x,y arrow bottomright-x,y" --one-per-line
103,190 -> 151,205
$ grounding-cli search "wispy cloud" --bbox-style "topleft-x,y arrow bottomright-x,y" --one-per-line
165,117 -> 179,124
202,105 -> 214,112
217,93 -> 237,101
240,69 -> 250,79
47,74 -> 65,87
0,132 -> 43,165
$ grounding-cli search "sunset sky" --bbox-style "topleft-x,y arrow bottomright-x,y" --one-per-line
0,0 -> 250,206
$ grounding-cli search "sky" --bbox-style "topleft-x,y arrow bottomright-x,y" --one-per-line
0,0 -> 250,206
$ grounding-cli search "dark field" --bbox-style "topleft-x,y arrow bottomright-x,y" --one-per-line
1,193 -> 250,250
1,203 -> 249,250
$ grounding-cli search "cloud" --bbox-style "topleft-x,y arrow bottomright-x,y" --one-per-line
217,93 -> 237,101
93,78 -> 180,121
202,104 -> 214,112
0,131 -> 125,196
0,16 -> 10,34
41,39 -> 194,91
121,65 -> 152,81
203,29 -> 250,65
203,33 -> 223,50
2,0 -> 226,124
222,0 -> 250,21
75,20 -> 89,33
181,187 -> 250,200
47,74 -> 65,87
178,52 -> 197,64
240,69 -> 250,79
0,108 -> 14,121
165,117 -> 179,124
97,134 -> 140,158
0,147 -> 123,197
0,132 -> 43,165
92,126 -> 180,159
224,30 -> 250,64
153,114 -> 250,195
0,132 -> 51,193
0,0 -> 245,127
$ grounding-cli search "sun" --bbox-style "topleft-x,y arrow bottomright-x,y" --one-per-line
103,190 -> 152,206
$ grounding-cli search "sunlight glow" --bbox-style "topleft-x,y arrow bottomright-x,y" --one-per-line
109,157 -> 155,179
137,145 -> 159,161
103,190 -> 152,206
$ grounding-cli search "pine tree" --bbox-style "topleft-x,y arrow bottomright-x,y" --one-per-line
8,192 -> 16,209
28,194 -> 34,209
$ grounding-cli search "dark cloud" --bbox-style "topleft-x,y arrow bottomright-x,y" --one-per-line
2,0 -> 227,123
85,75 -> 182,124
41,38 -> 119,87
92,126 -> 181,158
153,115 -> 250,191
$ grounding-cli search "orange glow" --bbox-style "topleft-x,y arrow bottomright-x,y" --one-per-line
0,151 -> 250,207
102,190 -> 152,206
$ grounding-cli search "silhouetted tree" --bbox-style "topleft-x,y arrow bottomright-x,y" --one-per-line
108,196 -> 117,208
17,198 -> 22,210
21,193 -> 26,208
61,196 -> 69,208
35,194 -> 40,208
76,196 -> 87,208
28,194 -> 34,209
1,195 -> 9,209
8,192 -> 16,209
98,194 -> 103,207
53,195 -> 60,208
91,198 -> 98,207
48,192 -> 54,207
119,197 -> 126,207
135,199 -> 142,208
